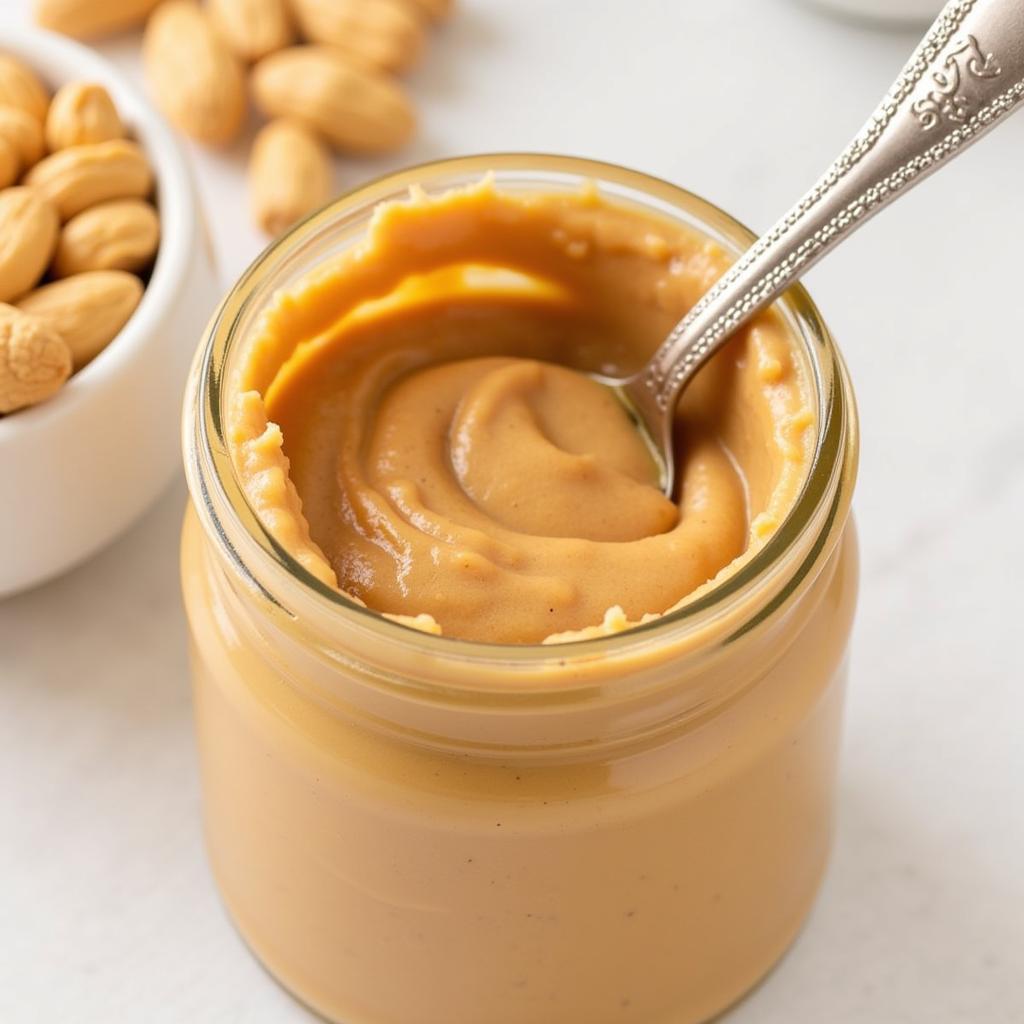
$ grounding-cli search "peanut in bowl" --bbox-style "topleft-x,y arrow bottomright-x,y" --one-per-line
0,27 -> 219,596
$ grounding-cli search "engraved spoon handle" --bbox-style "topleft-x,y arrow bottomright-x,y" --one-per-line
627,0 -> 1024,450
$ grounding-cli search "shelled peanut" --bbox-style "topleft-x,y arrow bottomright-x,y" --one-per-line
35,0 -> 454,238
248,118 -> 331,235
34,0 -> 166,41
142,1 -> 247,145
0,54 -> 160,415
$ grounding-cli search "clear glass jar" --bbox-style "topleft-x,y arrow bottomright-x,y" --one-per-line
181,155 -> 859,1024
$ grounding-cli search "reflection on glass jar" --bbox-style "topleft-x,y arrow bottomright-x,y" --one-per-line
181,155 -> 859,1024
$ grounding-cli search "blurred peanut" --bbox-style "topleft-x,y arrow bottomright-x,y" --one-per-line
45,82 -> 124,150
404,0 -> 454,21
0,187 -> 59,303
208,0 -> 294,62
0,136 -> 18,188
251,46 -> 415,154
0,54 -> 49,122
54,199 -> 160,277
143,0 -> 247,145
17,270 -> 144,370
0,303 -> 72,413
0,105 -> 46,170
25,139 -> 153,220
249,119 -> 332,236
34,0 -> 165,40
289,0 -> 424,74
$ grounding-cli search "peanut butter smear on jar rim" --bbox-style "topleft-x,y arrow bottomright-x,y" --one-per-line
224,176 -> 816,645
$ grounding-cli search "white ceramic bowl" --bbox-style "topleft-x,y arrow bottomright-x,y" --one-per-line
0,27 -> 220,596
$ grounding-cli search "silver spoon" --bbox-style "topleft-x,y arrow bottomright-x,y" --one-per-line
607,0 -> 1024,495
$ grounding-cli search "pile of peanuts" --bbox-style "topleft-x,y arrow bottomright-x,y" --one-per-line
34,0 -> 453,236
0,52 -> 159,414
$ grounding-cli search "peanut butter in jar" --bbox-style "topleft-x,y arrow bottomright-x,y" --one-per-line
182,155 -> 859,1024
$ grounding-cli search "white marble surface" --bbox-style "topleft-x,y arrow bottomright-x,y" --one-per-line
3,2 -> 1023,1021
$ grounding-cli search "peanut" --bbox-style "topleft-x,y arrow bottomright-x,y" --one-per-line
16,270 -> 143,370
249,119 -> 332,236
208,0 -> 294,63
33,0 -> 165,40
24,138 -> 153,221
0,187 -> 59,303
54,199 -> 160,277
45,82 -> 124,151
0,54 -> 49,122
0,136 -> 18,189
289,0 -> 424,74
0,105 -> 46,170
143,1 -> 247,146
0,303 -> 72,413
405,0 -> 454,20
251,46 -> 415,154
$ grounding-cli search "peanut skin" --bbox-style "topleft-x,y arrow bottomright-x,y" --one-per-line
0,135 -> 18,188
16,270 -> 144,370
208,0 -> 294,62
53,199 -> 160,277
143,1 -> 247,146
249,118 -> 333,236
0,105 -> 46,170
34,0 -> 165,40
24,139 -> 153,221
0,187 -> 59,303
251,46 -> 416,154
0,54 -> 49,122
45,82 -> 125,150
289,0 -> 425,74
0,303 -> 72,413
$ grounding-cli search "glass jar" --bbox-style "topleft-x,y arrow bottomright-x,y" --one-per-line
181,155 -> 858,1024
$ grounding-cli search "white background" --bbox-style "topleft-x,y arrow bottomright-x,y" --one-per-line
3,1 -> 1023,1021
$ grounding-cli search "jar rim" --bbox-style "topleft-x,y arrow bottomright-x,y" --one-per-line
184,153 -> 858,677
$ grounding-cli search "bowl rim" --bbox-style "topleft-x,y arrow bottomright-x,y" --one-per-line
0,25 -> 200,442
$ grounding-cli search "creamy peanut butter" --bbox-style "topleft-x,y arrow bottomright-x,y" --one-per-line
184,162 -> 859,1024
228,179 -> 814,642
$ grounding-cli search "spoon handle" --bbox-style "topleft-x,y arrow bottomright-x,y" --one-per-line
632,0 -> 1024,425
